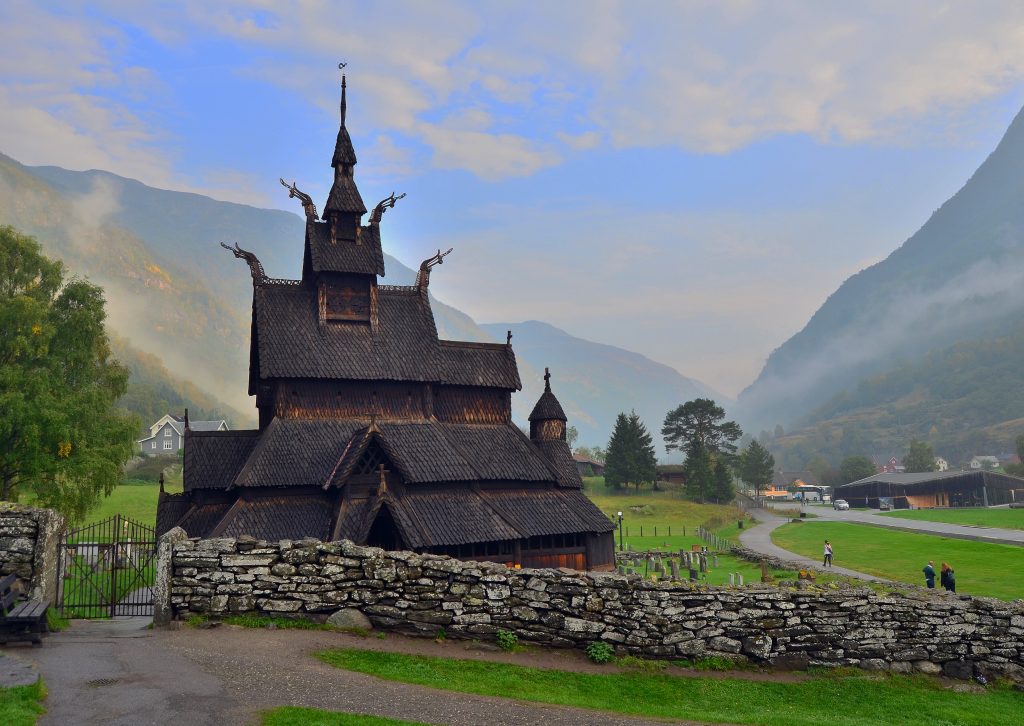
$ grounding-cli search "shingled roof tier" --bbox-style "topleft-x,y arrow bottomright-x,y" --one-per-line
528,371 -> 567,422
218,420 -> 565,489
216,494 -> 335,540
324,171 -> 367,215
307,222 -> 384,276
183,430 -> 261,491
252,284 -> 520,389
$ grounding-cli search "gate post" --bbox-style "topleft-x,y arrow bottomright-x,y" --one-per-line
32,507 -> 66,606
153,527 -> 189,627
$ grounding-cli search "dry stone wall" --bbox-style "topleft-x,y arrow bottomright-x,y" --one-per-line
0,503 -> 65,604
166,531 -> 1024,681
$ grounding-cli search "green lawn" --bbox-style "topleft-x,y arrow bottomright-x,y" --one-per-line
79,466 -> 182,529
772,521 -> 1024,600
0,680 -> 46,726
261,708 -> 424,726
315,648 -> 1024,726
586,484 -> 752,552
882,508 -> 1024,531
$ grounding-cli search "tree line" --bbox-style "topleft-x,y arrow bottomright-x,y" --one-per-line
598,398 -> 780,505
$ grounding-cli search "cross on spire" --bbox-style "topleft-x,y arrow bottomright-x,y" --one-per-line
544,367 -> 551,392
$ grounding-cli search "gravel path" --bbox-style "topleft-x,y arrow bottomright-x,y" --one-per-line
802,504 -> 1024,546
738,508 -> 890,582
26,618 -> 719,725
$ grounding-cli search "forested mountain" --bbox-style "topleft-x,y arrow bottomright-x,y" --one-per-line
738,105 -> 1024,467
481,321 -> 722,456
2,154 -> 715,451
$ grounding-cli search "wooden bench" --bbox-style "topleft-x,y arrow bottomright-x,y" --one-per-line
0,573 -> 48,645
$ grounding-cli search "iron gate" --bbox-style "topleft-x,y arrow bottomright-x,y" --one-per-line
58,514 -> 156,618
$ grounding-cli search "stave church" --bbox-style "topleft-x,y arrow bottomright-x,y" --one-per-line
156,74 -> 615,571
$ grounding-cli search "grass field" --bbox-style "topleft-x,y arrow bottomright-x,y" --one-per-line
80,465 -> 182,528
882,507 -> 1024,531
316,648 -> 1024,726
585,480 -> 752,552
261,707 -> 423,725
772,521 -> 1024,600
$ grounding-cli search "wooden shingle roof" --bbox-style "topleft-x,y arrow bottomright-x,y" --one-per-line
177,501 -> 233,538
183,430 -> 261,491
233,419 -> 364,488
439,341 -> 521,389
389,491 -> 523,547
307,222 -> 384,276
217,495 -> 334,540
534,439 -> 584,488
252,284 -> 520,389
479,488 -> 614,536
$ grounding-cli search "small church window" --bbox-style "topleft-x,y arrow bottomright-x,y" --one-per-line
320,279 -> 370,323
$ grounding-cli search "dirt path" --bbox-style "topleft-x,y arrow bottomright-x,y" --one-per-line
23,618 -> 790,725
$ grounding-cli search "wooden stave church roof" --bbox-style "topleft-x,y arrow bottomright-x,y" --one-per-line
162,74 -> 612,548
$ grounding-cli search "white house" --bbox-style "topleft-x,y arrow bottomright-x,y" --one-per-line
969,455 -> 1000,470
934,457 -> 949,472
137,414 -> 228,454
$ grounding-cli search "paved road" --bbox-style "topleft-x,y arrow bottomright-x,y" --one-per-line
802,504 -> 1024,546
22,619 -> 704,726
738,508 -> 890,581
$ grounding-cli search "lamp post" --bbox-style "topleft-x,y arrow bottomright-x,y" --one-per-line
617,511 -> 624,551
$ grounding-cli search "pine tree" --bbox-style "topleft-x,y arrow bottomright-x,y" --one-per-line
604,413 -> 631,489
628,411 -> 658,490
605,411 -> 658,490
739,440 -> 775,498
683,444 -> 713,503
712,459 -> 735,503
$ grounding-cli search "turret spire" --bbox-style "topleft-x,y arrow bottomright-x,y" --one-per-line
325,62 -> 366,218
340,71 -> 347,125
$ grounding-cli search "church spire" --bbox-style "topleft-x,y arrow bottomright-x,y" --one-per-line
325,63 -> 366,219
340,73 -> 347,125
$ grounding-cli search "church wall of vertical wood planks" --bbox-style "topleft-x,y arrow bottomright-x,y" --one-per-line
156,73 -> 616,571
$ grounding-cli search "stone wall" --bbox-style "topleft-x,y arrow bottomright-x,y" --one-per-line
165,531 -> 1024,681
0,503 -> 65,604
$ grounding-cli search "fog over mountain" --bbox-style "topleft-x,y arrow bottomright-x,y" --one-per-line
738,104 -> 1024,462
2,154 -> 717,450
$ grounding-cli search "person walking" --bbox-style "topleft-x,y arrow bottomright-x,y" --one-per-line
940,562 -> 956,593
823,540 -> 833,568
923,560 -> 936,588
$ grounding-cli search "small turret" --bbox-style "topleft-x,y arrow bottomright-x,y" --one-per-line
528,368 -> 567,441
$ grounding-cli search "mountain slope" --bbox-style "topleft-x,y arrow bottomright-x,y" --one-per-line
739,105 -> 1024,462
481,321 -> 723,456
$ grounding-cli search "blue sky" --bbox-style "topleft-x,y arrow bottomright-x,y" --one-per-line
4,1 -> 1024,396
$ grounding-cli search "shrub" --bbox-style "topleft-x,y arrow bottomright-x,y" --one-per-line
585,641 -> 615,664
617,655 -> 667,671
496,630 -> 519,652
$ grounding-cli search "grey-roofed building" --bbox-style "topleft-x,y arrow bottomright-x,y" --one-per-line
834,470 -> 1024,509
156,75 -> 615,571
137,414 -> 228,454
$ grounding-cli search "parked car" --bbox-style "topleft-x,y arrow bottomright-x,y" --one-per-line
833,499 -> 850,511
